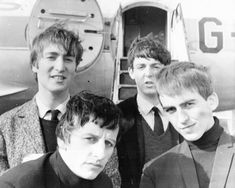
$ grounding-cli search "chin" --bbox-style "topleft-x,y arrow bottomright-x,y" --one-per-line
142,88 -> 155,94
80,172 -> 99,180
184,133 -> 202,141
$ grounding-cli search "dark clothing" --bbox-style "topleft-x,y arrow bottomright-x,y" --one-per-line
0,151 -> 113,188
142,117 -> 178,163
187,119 -> 223,188
140,118 -> 235,188
39,118 -> 58,152
117,95 -> 181,188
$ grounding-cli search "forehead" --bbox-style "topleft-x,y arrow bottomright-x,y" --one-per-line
71,120 -> 119,139
160,90 -> 205,106
133,57 -> 161,66
42,44 -> 66,55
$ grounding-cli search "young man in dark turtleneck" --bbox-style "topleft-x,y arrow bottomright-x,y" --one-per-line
140,62 -> 235,188
0,91 -> 121,188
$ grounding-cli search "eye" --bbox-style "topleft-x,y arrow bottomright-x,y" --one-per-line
184,102 -> 194,109
64,57 -> 74,63
152,64 -> 163,69
85,137 -> 97,143
164,107 -> 176,114
46,56 -> 56,61
105,140 -> 115,148
135,64 -> 145,70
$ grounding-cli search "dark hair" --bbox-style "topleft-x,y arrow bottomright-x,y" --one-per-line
56,91 -> 121,143
30,22 -> 83,69
127,33 -> 171,69
156,61 -> 214,99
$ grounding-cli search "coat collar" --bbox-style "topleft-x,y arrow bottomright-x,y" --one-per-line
178,141 -> 200,188
16,98 -> 45,153
178,131 -> 234,188
209,131 -> 234,188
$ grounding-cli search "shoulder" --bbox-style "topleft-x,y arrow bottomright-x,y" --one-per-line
93,172 -> 113,188
117,96 -> 138,118
118,96 -> 136,109
0,100 -> 35,120
0,99 -> 37,129
143,144 -> 181,173
0,153 -> 51,187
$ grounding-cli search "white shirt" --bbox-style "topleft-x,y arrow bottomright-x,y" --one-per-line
35,94 -> 70,120
137,94 -> 169,131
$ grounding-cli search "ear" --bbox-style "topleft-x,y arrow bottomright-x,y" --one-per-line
128,67 -> 135,80
32,64 -> 38,73
207,92 -> 219,111
57,138 -> 68,150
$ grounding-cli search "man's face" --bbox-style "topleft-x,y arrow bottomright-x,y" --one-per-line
160,90 -> 218,141
60,120 -> 119,180
32,44 -> 76,95
129,57 -> 163,97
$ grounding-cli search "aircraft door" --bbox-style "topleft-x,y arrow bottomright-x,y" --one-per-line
26,0 -> 105,72
170,4 -> 189,61
110,6 -> 122,61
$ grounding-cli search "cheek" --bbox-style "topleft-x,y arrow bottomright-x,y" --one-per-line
103,149 -> 114,162
193,107 -> 211,120
167,114 -> 178,124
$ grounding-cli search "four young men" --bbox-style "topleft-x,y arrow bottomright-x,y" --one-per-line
0,22 -> 233,188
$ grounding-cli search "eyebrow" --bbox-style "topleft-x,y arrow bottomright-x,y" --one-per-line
162,99 -> 196,110
44,52 -> 74,58
44,52 -> 60,56
180,99 -> 196,106
84,133 -> 116,144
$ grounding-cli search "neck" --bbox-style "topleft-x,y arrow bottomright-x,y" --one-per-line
188,117 -> 223,147
37,89 -> 69,109
138,92 -> 159,106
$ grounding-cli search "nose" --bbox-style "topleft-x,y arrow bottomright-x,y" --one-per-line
92,140 -> 106,160
144,65 -> 154,77
178,109 -> 190,124
54,57 -> 65,72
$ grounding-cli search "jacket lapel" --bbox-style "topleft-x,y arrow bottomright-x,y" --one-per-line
209,131 -> 234,188
18,98 -> 45,153
178,141 -> 200,188
125,96 -> 145,174
136,113 -> 145,167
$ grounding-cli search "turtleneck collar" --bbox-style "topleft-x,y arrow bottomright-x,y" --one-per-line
187,117 -> 223,149
51,150 -> 91,187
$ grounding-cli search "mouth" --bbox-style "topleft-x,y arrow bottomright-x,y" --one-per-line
181,123 -> 195,130
144,81 -> 155,87
51,75 -> 66,81
86,163 -> 103,169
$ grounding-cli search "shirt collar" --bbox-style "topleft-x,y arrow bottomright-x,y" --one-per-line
36,94 -> 70,118
137,94 -> 163,115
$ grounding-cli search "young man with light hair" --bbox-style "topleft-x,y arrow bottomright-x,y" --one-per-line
140,62 -> 235,188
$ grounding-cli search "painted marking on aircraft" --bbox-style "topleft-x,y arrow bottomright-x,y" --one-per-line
199,17 -> 235,53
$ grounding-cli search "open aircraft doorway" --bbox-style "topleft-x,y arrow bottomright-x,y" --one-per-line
123,6 -> 167,56
112,1 -> 189,104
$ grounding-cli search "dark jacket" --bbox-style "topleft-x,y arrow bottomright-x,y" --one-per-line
140,130 -> 235,188
0,151 -> 113,188
117,95 -> 181,188
0,98 -> 120,188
